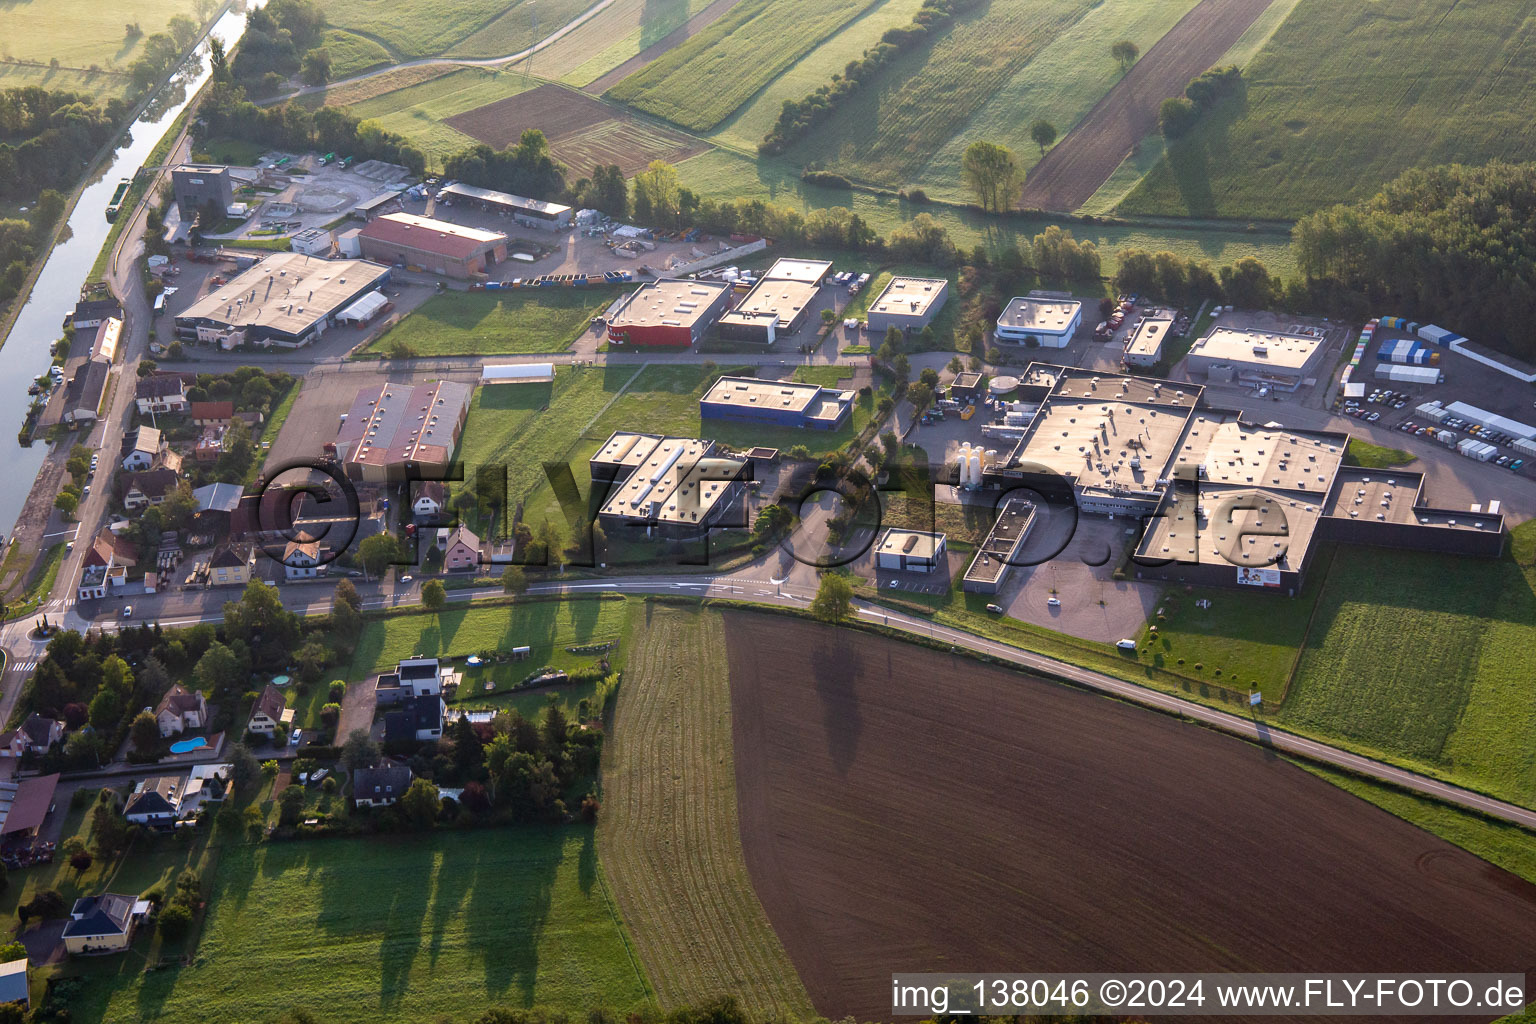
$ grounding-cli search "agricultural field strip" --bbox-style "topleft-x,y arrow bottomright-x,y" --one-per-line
530,576 -> 1536,829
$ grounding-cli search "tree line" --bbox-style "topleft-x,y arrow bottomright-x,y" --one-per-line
759,0 -> 984,154
0,87 -> 133,200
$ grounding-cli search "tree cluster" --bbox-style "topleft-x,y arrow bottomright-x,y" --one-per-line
1293,160 -> 1536,360
0,87 -> 132,200
1161,64 -> 1242,139
230,0 -> 329,91
0,191 -> 64,308
127,14 -> 204,95
443,130 -> 568,205
759,0 -> 983,154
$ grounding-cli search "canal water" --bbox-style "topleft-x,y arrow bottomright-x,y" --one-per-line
0,3 -> 260,540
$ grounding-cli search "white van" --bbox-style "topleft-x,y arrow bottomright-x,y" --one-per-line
1115,639 -> 1138,651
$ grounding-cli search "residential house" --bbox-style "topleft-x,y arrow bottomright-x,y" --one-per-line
62,361 -> 110,424
0,957 -> 28,1009
352,762 -> 413,808
374,658 -> 442,706
0,714 -> 64,757
282,539 -> 323,580
154,684 -> 208,738
134,375 -> 189,416
384,695 -> 445,744
121,468 -> 181,511
62,894 -> 147,955
191,482 -> 243,538
123,776 -> 186,825
194,426 -> 224,462
72,298 -> 122,330
442,524 -> 483,572
120,426 -> 163,472
246,684 -> 290,737
207,544 -> 253,586
77,530 -> 136,600
413,481 -> 447,522
190,402 -> 235,429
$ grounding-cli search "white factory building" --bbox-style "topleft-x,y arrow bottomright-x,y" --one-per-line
995,296 -> 1082,347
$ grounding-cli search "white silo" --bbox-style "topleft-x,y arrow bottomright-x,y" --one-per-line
968,452 -> 981,485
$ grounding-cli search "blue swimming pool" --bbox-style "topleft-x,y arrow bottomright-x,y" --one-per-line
169,737 -> 208,754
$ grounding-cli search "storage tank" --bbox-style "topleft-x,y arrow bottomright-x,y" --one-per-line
968,453 -> 981,485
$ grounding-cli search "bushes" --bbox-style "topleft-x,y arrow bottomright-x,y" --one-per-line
1159,97 -> 1199,140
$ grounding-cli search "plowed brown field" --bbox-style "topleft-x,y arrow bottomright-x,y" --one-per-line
1019,0 -> 1274,211
726,611 -> 1536,1020
446,83 -> 707,177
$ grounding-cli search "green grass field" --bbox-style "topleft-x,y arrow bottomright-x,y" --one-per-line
78,828 -> 651,1024
1343,439 -> 1415,469
1120,0 -> 1536,218
599,603 -> 815,1018
446,0 -> 594,59
781,0 -> 1091,186
911,0 -> 1201,201
0,0 -> 205,74
676,149 -> 1300,274
309,0 -> 520,59
336,67 -> 535,164
0,59 -> 135,99
550,0 -> 729,88
322,28 -> 395,78
606,0 -> 884,131
373,288 -> 620,356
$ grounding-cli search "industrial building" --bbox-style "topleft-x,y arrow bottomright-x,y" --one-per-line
1122,316 -> 1172,368
437,182 -> 572,231
874,528 -> 947,573
865,276 -> 949,334
289,228 -> 333,256
717,258 -> 832,344
1185,326 -> 1326,391
590,431 -> 749,536
606,279 -> 732,347
977,362 -> 1504,594
174,253 -> 391,348
333,380 -> 473,483
962,498 -> 1038,594
995,296 -> 1081,347
357,212 -> 508,279
170,164 -> 233,220
700,375 -> 855,430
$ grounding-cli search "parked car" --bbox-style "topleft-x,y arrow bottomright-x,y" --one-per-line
985,604 -> 1003,613
1047,597 -> 1061,607
122,605 -> 133,618
1115,639 -> 1138,651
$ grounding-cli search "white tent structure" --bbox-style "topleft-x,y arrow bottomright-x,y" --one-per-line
481,363 -> 556,384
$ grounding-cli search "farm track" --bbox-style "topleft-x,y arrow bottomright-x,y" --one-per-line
1019,0 -> 1274,211
597,606 -> 815,1019
725,610 -> 1536,1020
584,0 -> 747,94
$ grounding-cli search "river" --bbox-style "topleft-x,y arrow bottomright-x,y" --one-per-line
0,2 -> 260,540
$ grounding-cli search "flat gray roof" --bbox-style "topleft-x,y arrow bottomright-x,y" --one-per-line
1188,326 -> 1323,372
875,528 -> 945,561
763,258 -> 832,284
998,296 -> 1082,333
868,276 -> 946,318
178,252 -> 389,336
608,279 -> 729,329
1126,316 -> 1173,358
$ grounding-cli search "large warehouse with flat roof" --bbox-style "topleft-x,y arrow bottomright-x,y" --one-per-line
865,276 -> 949,333
334,380 -> 473,483
437,182 -> 572,231
357,212 -> 507,278
606,279 -> 732,348
591,431 -> 749,536
700,375 -> 855,430
174,253 -> 391,348
1185,326 -> 1326,390
717,258 -> 831,344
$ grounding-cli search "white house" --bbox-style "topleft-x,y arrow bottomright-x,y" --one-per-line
0,714 -> 64,757
154,684 -> 208,737
352,763 -> 413,808
413,480 -> 447,522
282,540 -> 323,580
134,375 -> 190,416
120,426 -> 163,472
245,684 -> 290,737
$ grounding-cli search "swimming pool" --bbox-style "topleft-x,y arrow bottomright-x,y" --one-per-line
169,737 -> 208,754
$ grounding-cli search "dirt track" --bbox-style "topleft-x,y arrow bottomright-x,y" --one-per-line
1019,0 -> 1274,212
584,0 -> 746,94
726,611 -> 1536,1021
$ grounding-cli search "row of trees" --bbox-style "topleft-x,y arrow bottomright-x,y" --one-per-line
126,13 -> 205,94
759,0 -> 984,154
0,192 -> 65,308
1160,64 -> 1242,139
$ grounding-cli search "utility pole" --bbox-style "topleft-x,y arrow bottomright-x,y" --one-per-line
523,2 -> 538,86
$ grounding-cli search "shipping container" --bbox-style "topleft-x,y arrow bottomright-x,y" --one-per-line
1373,363 -> 1443,384
1513,438 -> 1536,457
1417,324 -> 1466,346
1436,430 -> 1457,446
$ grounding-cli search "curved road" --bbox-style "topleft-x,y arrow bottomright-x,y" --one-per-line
268,0 -> 618,103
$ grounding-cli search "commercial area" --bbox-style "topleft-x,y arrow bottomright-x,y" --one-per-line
699,376 -> 855,431
357,213 -> 508,279
874,528 -> 947,573
1185,326 -> 1327,391
717,258 -> 832,344
1122,316 -> 1172,368
174,253 -> 391,348
170,164 -> 234,219
864,276 -> 949,334
995,296 -> 1082,347
962,498 -> 1038,594
591,431 -> 749,535
605,279 -> 732,347
436,182 -> 572,231
333,380 -> 473,483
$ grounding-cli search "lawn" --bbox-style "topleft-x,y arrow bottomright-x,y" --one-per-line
194,138 -> 266,165
337,68 -> 537,165
1120,0 -> 1536,218
371,287 -> 621,356
322,28 -> 395,78
77,827 -> 653,1024
1274,539 -> 1536,808
606,0 -> 886,131
1343,438 -> 1415,469
0,60 -> 135,100
0,0 -> 206,74
781,0 -> 1093,186
8,542 -> 66,619
598,603 -> 815,1019
675,149 -> 1300,276
544,0 -> 724,88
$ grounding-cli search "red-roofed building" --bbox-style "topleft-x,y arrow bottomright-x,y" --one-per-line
191,402 -> 235,428
335,380 -> 472,483
357,213 -> 507,279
